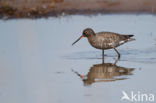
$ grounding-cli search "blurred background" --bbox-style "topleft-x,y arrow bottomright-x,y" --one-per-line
0,0 -> 156,18
0,0 -> 156,103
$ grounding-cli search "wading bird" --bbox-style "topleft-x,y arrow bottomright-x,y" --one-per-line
72,28 -> 135,61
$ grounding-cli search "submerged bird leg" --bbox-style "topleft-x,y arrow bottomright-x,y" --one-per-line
114,48 -> 120,59
102,49 -> 104,63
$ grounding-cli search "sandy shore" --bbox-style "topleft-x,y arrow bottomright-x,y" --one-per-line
0,0 -> 156,19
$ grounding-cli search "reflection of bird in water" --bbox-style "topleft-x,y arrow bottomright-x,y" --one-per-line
72,60 -> 134,86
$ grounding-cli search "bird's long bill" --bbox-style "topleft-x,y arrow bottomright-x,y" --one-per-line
72,35 -> 84,46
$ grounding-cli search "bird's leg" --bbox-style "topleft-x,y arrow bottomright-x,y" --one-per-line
113,58 -> 119,65
102,49 -> 104,63
114,48 -> 120,59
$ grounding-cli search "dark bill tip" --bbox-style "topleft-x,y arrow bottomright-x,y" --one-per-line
72,35 -> 84,46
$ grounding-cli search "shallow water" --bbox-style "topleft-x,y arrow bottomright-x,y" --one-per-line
0,14 -> 156,103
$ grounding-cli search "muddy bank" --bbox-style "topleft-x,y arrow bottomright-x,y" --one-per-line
0,0 -> 156,19
0,0 -> 63,19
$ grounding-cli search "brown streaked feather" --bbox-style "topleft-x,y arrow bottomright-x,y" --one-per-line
87,32 -> 134,49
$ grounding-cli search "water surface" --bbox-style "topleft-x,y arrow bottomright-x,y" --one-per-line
0,14 -> 156,103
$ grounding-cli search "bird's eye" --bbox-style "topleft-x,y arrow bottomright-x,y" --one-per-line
85,31 -> 88,34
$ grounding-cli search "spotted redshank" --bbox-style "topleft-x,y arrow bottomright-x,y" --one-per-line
72,28 -> 135,61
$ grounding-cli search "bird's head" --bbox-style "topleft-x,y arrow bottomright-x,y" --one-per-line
72,28 -> 95,45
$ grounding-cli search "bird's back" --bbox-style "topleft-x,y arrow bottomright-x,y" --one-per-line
87,32 -> 134,49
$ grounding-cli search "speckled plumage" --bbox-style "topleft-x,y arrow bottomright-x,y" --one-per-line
72,28 -> 135,60
87,31 -> 134,49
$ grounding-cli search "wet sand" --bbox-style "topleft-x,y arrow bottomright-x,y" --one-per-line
0,0 -> 156,18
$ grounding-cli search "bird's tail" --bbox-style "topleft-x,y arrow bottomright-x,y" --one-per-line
123,34 -> 134,39
119,34 -> 135,45
126,34 -> 135,42
127,35 -> 134,38
127,37 -> 135,42
121,34 -> 135,41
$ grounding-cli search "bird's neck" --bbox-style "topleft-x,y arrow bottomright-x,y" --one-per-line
88,34 -> 95,39
87,35 -> 96,44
